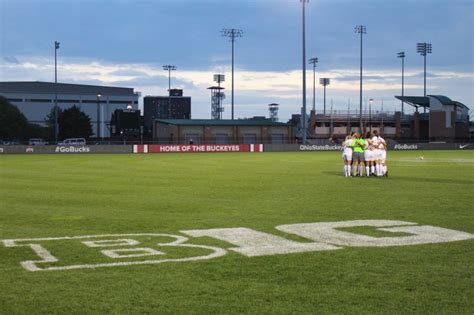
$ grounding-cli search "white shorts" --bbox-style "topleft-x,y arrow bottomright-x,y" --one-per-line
373,149 -> 382,161
342,150 -> 352,161
364,150 -> 374,162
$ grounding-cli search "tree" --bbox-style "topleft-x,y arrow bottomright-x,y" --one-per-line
58,105 -> 93,140
0,96 -> 29,141
45,105 -> 63,141
0,96 -> 48,142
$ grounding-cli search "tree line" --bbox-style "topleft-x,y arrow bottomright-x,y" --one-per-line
0,96 -> 93,142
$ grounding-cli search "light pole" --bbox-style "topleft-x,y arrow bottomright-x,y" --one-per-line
319,78 -> 330,115
416,43 -> 432,97
222,28 -> 243,120
300,0 -> 309,144
397,52 -> 405,116
96,93 -> 101,140
163,65 -> 177,118
54,41 -> 60,143
355,25 -> 366,133
309,57 -> 318,112
369,98 -> 373,133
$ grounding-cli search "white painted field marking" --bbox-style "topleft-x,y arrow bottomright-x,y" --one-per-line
101,247 -> 164,258
2,221 -> 473,271
82,239 -> 139,247
276,220 -> 474,247
181,227 -> 341,257
2,233 -> 226,272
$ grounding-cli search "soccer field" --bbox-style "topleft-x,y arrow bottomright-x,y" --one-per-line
1,151 -> 473,313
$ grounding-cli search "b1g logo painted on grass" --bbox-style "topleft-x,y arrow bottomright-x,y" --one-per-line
2,220 -> 473,272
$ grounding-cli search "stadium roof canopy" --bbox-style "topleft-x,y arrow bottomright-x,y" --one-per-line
395,95 -> 469,110
156,119 -> 289,126
0,81 -> 136,96
395,96 -> 430,110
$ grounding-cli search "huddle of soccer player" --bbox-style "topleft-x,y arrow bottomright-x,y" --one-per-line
342,130 -> 388,177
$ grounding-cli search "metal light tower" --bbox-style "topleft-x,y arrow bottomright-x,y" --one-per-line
211,74 -> 226,120
54,41 -> 60,143
300,0 -> 309,144
319,78 -> 330,115
222,28 -> 243,120
355,25 -> 366,132
96,93 -> 101,140
163,65 -> 177,118
208,86 -> 225,120
397,52 -> 405,116
416,43 -> 432,97
269,103 -> 279,122
163,65 -> 177,93
309,57 -> 318,112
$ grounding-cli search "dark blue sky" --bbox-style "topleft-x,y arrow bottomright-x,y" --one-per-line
1,0 -> 473,119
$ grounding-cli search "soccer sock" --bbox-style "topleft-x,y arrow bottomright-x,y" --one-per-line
371,165 -> 375,174
383,165 -> 387,174
358,165 -> 362,176
376,164 -> 380,176
365,166 -> 370,176
344,165 -> 348,176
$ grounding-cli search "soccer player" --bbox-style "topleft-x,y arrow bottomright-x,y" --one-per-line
351,133 -> 365,176
372,130 -> 387,176
371,130 -> 382,176
364,132 -> 375,176
342,133 -> 354,177
378,136 -> 388,177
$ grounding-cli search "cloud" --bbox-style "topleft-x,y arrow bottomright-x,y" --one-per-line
108,69 -> 150,77
0,56 -> 472,120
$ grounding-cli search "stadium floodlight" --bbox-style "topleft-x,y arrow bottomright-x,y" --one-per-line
300,0 -> 309,144
222,28 -> 243,120
397,52 -> 406,116
163,65 -> 177,119
96,93 -> 101,140
54,41 -> 60,144
319,78 -> 330,115
162,65 -> 177,93
309,57 -> 318,112
416,43 -> 432,97
355,25 -> 366,132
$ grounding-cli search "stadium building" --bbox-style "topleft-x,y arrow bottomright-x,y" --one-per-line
309,95 -> 470,142
153,119 -> 293,144
0,81 -> 139,138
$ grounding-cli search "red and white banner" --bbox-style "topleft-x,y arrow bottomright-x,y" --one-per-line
133,144 -> 263,154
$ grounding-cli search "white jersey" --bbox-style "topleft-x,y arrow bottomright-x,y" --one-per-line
377,137 -> 387,161
377,137 -> 387,150
371,136 -> 380,148
342,139 -> 353,160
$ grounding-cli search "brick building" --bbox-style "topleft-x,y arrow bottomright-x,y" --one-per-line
153,119 -> 293,144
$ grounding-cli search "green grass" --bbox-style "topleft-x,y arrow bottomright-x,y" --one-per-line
0,151 -> 473,314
